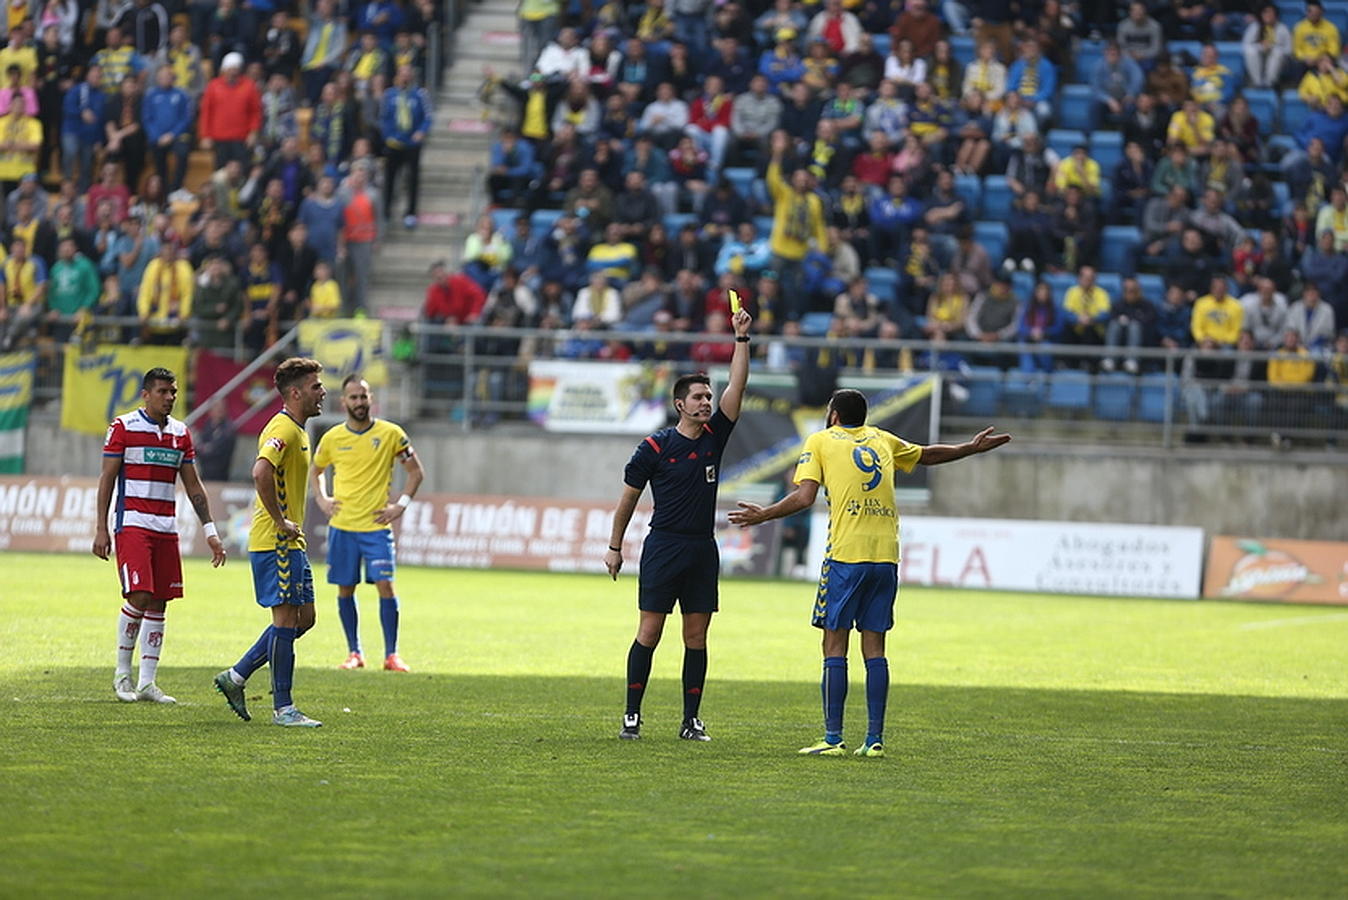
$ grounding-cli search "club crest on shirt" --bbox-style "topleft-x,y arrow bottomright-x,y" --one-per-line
705,465 -> 717,483
265,437 -> 286,452
371,437 -> 381,449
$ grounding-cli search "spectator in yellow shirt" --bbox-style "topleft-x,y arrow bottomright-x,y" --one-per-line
1293,0 -> 1341,67
0,93 -> 40,191
308,260 -> 342,318
923,273 -> 968,341
137,241 -> 194,345
767,131 -> 829,322
1052,144 -> 1102,198
1167,99 -> 1215,157
1189,43 -> 1232,110
1062,264 -> 1112,350
1191,275 -> 1243,347
1297,54 -> 1348,109
1314,185 -> 1348,248
1269,328 -> 1318,385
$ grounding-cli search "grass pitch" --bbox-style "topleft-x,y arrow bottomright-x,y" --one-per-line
2,552 -> 1345,898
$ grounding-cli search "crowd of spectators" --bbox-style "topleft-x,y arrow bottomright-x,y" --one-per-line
0,0 -> 438,359
448,0 -> 1348,431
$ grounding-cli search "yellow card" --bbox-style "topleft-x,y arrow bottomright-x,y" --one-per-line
729,289 -> 741,314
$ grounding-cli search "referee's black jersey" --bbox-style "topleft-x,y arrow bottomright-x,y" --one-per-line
624,410 -> 737,539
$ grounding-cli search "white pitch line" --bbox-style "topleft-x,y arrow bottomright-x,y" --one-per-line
1237,612 -> 1348,631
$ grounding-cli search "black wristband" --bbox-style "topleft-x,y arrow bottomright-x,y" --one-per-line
609,545 -> 622,552
736,335 -> 750,343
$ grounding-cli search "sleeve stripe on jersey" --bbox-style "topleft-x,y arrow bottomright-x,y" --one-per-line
644,436 -> 662,453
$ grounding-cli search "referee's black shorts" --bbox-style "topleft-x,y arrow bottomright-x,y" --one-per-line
637,531 -> 720,615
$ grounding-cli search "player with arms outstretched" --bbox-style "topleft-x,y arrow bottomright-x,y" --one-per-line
605,308 -> 752,743
310,374 -> 424,672
730,389 -> 1010,757
213,357 -> 327,727
94,367 -> 227,703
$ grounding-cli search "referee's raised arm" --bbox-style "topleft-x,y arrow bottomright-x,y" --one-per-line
719,309 -> 753,421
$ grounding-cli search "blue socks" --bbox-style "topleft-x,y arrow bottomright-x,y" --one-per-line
864,657 -> 889,746
379,596 -> 400,658
822,656 -> 847,744
339,594 -> 401,657
234,626 -> 274,680
337,594 -> 360,653
270,626 -> 297,710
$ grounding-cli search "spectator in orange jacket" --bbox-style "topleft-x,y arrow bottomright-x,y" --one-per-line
198,52 -> 262,168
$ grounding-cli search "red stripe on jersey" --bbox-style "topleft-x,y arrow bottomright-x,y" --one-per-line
645,436 -> 662,453
123,497 -> 176,516
122,464 -> 180,483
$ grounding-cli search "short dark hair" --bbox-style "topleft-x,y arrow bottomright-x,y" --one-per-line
142,367 -> 176,390
275,357 -> 323,396
341,372 -> 366,390
829,389 -> 868,427
672,373 -> 710,403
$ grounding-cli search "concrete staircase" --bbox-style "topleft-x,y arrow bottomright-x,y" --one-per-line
367,0 -> 522,319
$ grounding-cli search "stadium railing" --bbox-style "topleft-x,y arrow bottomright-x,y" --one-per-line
404,323 -> 1348,451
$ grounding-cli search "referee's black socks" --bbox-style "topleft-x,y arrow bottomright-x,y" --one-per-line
626,640 -> 655,715
682,648 -> 707,721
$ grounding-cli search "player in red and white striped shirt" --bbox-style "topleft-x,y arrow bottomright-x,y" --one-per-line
93,367 -> 227,704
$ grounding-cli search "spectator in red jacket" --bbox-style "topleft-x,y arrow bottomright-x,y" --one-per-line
684,74 -> 734,177
198,52 -> 262,168
424,261 -> 487,324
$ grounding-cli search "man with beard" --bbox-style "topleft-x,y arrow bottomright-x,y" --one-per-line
310,374 -> 424,673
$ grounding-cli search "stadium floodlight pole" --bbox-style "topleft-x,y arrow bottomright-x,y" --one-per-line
183,325 -> 303,428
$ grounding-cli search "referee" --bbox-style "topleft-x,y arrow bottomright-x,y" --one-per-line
605,308 -> 753,742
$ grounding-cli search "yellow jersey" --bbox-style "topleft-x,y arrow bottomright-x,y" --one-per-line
313,418 -> 412,533
248,411 -> 311,552
309,279 -> 342,317
1191,294 -> 1244,346
1167,110 -> 1214,150
793,425 -> 922,564
1294,18 -> 1341,62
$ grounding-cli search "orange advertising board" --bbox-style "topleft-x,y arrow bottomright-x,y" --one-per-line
1203,536 -> 1348,605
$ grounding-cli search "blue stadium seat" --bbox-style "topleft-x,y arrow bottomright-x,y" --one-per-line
491,208 -> 520,233
1273,180 -> 1291,216
950,35 -> 976,66
1169,40 -> 1202,62
1095,271 -> 1122,300
1044,272 -> 1076,308
1137,273 -> 1166,308
1215,41 -> 1245,87
981,175 -> 1014,221
1046,371 -> 1092,413
800,312 -> 833,336
1243,88 -> 1279,136
1059,85 -> 1094,131
1093,373 -> 1136,421
529,208 -> 563,234
962,367 -> 1004,417
1276,0 -> 1302,21
1267,133 -> 1299,163
1098,178 -> 1114,213
1003,372 -> 1044,417
1012,270 -> 1036,301
871,33 -> 890,58
664,213 -> 698,234
973,220 -> 1008,262
1100,225 -> 1141,276
1074,39 -> 1106,83
864,267 -> 898,303
1091,131 -> 1124,174
1281,90 -> 1310,135
723,167 -> 756,202
754,215 -> 774,237
1325,2 -> 1348,36
1047,129 -> 1087,160
954,173 -> 982,216
1137,374 -> 1176,423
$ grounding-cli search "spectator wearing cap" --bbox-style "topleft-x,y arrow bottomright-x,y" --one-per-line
199,51 -> 261,169
759,27 -> 805,93
301,0 -> 348,105
381,64 -> 430,229
137,239 -> 192,344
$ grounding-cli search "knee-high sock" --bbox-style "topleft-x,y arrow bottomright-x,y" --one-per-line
137,610 -> 166,689
682,647 -> 707,720
229,621 -> 312,684
270,626 -> 297,710
625,640 -> 655,716
864,656 -> 889,745
337,594 -> 360,653
822,656 -> 848,744
116,603 -> 144,676
379,595 -> 399,657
